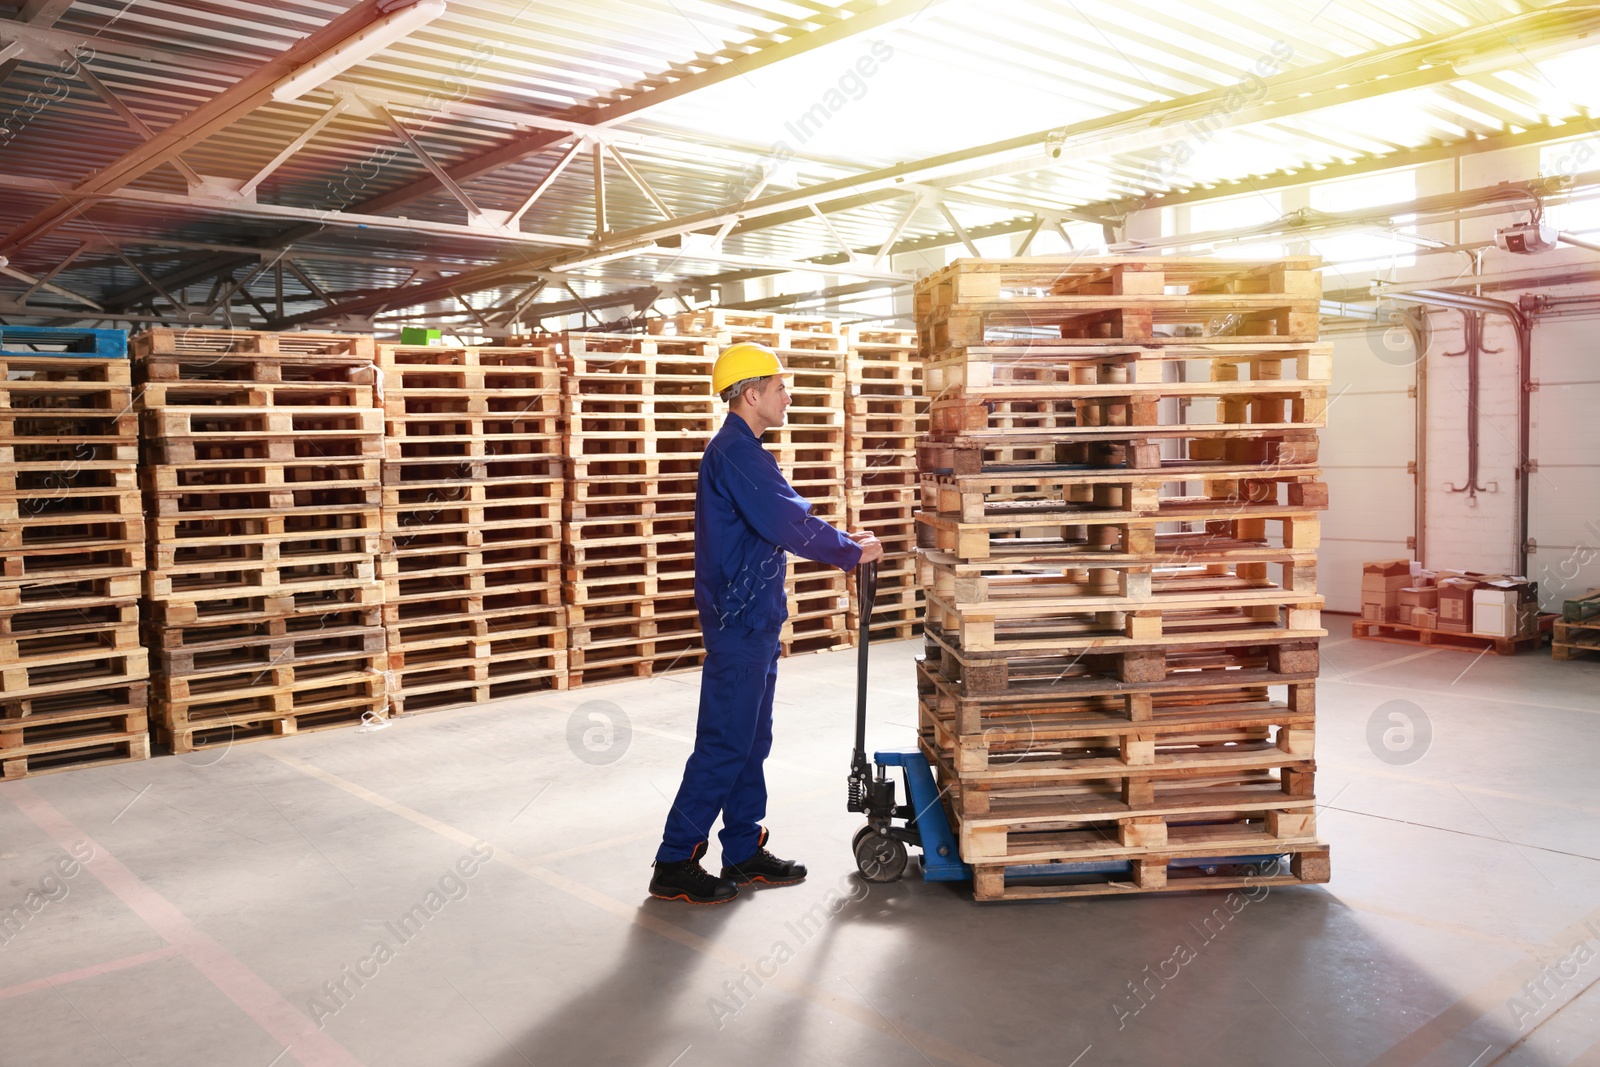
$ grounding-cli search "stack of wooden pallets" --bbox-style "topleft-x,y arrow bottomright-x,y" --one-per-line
659,310 -> 854,656
1553,590 -> 1600,661
377,342 -> 566,711
559,333 -> 714,684
913,256 -> 1332,900
135,328 -> 387,753
845,326 -> 925,642
1,327 -> 149,778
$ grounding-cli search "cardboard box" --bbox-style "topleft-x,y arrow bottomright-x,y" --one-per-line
1362,601 -> 1402,623
1364,559 -> 1411,578
1437,579 -> 1478,631
1398,586 -> 1439,610
1412,607 -> 1438,629
1362,574 -> 1411,595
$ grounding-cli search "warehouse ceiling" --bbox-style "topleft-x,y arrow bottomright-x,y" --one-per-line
1,0 -> 1599,335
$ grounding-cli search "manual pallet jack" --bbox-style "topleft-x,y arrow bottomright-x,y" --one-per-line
844,564 -> 1292,892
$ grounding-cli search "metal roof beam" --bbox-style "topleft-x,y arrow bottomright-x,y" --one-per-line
353,0 -> 954,216
0,0 -> 74,93
240,98 -> 352,198
0,0 -> 421,256
0,174 -> 592,250
1078,121 -> 1600,218
0,255 -> 102,309
576,1 -> 1600,257
64,51 -> 206,187
16,240 -> 88,304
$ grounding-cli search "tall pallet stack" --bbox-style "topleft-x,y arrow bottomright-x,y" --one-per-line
135,328 -> 388,753
661,310 -> 854,656
912,256 -> 1332,901
559,333 -> 715,684
845,326 -> 925,641
377,342 -> 567,711
1,327 -> 149,777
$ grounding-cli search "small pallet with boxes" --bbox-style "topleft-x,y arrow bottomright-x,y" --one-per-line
1553,591 -> 1600,661
559,333 -> 715,684
846,326 -> 925,642
657,311 -> 854,656
912,255 -> 1332,900
377,340 -> 568,711
1,327 -> 149,777
1356,559 -> 1541,655
135,328 -> 388,753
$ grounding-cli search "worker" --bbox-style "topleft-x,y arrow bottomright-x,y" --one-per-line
650,341 -> 883,905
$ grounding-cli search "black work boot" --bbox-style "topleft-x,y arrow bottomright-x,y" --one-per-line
722,827 -> 807,887
650,841 -> 739,904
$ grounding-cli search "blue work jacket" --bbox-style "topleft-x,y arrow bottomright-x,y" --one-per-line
694,415 -> 862,633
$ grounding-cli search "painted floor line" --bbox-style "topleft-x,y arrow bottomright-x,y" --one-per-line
269,752 -> 1004,1067
3,782 -> 366,1067
0,946 -> 183,1002
1334,647 -> 1442,679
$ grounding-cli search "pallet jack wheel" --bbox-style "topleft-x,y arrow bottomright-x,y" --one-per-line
854,827 -> 908,883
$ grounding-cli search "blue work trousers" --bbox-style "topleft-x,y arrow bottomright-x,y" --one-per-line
656,623 -> 781,866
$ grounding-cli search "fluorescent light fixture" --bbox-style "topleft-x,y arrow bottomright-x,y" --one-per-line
271,0 -> 447,103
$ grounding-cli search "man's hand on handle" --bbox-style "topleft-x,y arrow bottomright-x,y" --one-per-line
846,530 -> 884,566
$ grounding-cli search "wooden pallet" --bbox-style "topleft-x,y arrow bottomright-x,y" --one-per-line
566,637 -> 706,686
146,580 -> 386,628
917,429 -> 1319,477
927,378 -> 1326,438
0,355 -> 135,430
1563,590 -> 1600,623
156,622 -> 386,677
156,667 -> 386,728
915,257 -> 1321,348
1551,618 -> 1599,661
133,327 -> 374,359
658,310 -> 850,353
851,602 -> 924,643
384,636 -> 568,715
969,843 -> 1329,901
922,341 -> 1332,394
564,331 -> 720,363
919,672 -> 1317,776
155,695 -> 384,755
952,785 -> 1318,867
0,679 -> 150,783
921,462 -> 1325,523
916,508 -> 1320,563
920,550 -> 1318,605
1,722 -> 151,779
923,588 -> 1322,653
3,537 -> 144,582
1353,620 -> 1539,656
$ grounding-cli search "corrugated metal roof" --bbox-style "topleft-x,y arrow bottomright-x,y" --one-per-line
1,0 -> 1596,331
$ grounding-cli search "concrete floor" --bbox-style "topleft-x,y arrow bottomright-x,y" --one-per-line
3,616 -> 1600,1067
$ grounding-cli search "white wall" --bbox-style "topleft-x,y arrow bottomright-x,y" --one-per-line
1319,325 -> 1416,613
1525,295 -> 1600,609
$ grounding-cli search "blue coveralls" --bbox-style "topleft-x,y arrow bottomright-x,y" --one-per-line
656,415 -> 862,866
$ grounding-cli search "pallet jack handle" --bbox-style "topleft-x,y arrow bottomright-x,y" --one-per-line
848,561 -> 877,810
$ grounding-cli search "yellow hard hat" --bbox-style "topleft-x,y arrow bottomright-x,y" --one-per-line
712,342 -> 784,395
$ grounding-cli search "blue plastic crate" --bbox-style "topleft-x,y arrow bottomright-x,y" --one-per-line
0,325 -> 128,359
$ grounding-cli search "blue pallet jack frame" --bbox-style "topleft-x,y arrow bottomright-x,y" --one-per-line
846,563 -> 1288,892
